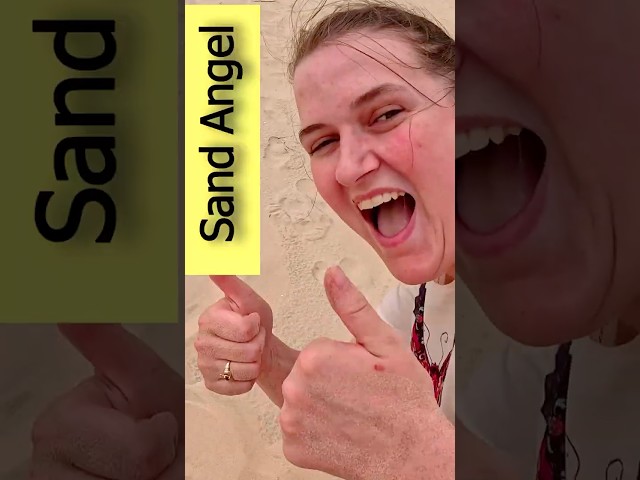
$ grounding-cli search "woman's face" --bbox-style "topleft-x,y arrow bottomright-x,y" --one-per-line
293,30 -> 454,285
455,0 -> 640,345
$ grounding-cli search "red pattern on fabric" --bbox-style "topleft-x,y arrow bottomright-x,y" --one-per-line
410,284 -> 454,406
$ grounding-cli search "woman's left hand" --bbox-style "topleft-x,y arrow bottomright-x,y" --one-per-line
279,267 -> 454,480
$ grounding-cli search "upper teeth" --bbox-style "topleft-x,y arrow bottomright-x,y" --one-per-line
456,125 -> 522,159
357,191 -> 405,211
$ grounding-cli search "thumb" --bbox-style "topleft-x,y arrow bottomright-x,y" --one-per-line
209,275 -> 265,315
324,266 -> 400,357
58,324 -> 183,420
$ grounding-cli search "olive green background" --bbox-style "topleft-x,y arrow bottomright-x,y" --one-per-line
1,1 -> 180,322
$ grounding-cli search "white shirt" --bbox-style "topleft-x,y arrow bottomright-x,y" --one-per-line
377,280 -> 456,423
457,335 -> 640,479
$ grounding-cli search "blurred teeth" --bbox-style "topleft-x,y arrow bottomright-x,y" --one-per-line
456,125 -> 523,159
357,191 -> 405,211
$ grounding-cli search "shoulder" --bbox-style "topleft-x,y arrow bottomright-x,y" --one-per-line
376,283 -> 418,330
377,281 -> 455,330
457,338 -> 558,464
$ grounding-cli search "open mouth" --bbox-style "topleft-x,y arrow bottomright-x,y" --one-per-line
456,124 -> 547,237
356,191 -> 416,241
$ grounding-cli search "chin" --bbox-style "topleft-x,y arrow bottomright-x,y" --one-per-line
382,254 -> 444,285
471,275 -> 609,346
499,316 -> 603,347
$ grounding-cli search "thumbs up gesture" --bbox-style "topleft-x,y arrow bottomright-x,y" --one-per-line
195,276 -> 277,393
30,324 -> 184,479
279,267 -> 454,480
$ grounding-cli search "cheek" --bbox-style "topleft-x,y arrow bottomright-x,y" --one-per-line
387,120 -> 454,200
311,161 -> 345,213
310,161 -> 332,195
381,128 -> 415,175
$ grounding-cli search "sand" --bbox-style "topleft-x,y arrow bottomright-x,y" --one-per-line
0,1 -> 508,479
184,0 -> 458,478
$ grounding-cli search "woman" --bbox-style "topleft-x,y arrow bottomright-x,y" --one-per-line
196,2 -> 456,478
455,0 -> 640,478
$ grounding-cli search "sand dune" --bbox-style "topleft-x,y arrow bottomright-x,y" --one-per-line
0,2 -> 500,480
184,0 -> 456,478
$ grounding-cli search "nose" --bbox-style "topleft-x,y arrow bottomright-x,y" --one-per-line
335,132 -> 380,187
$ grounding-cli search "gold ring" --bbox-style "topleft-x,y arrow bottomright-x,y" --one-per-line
219,361 -> 233,381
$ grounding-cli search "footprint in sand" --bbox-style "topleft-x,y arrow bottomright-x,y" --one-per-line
312,257 -> 374,291
267,191 -> 333,241
293,213 -> 333,241
339,257 -> 375,291
263,136 -> 305,171
295,177 -> 316,199
312,260 -> 329,284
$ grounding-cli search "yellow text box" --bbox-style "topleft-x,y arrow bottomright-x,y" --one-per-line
185,5 -> 261,275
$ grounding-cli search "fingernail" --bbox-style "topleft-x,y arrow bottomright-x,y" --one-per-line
330,266 -> 349,288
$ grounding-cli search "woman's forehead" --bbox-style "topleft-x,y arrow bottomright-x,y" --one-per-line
293,32 -> 424,100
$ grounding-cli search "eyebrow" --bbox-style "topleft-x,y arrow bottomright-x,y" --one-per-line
298,83 -> 405,142
350,83 -> 404,110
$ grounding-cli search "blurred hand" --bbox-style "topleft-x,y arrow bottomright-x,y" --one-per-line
195,276 -> 275,396
30,324 -> 184,480
279,266 -> 454,480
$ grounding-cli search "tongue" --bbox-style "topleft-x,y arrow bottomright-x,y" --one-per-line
377,197 -> 412,238
456,130 -> 545,234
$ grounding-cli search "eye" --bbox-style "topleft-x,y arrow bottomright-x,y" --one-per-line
373,108 -> 403,124
310,138 -> 337,155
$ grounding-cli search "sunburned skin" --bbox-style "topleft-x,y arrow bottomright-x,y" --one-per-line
294,30 -> 455,285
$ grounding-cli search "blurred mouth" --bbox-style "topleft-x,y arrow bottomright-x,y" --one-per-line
455,121 -> 548,256
355,190 -> 417,247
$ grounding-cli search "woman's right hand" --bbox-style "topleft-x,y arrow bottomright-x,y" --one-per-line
195,276 -> 275,396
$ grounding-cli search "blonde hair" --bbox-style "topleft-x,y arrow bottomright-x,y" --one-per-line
288,0 -> 454,83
